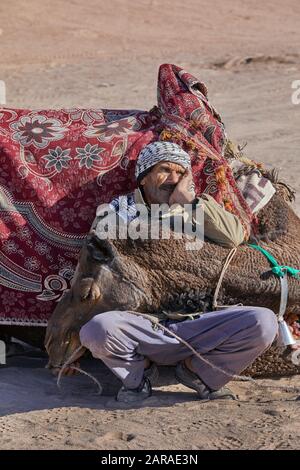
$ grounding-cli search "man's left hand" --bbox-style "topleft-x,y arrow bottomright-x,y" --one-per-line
169,169 -> 196,206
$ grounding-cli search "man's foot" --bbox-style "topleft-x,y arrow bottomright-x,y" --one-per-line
144,362 -> 159,385
175,361 -> 236,400
116,377 -> 152,404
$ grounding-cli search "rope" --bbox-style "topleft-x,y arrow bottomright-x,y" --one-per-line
212,247 -> 239,310
66,366 -> 102,394
249,244 -> 300,279
54,345 -> 85,388
54,245 -> 300,398
54,321 -> 300,397
249,243 -> 298,347
129,312 -> 300,395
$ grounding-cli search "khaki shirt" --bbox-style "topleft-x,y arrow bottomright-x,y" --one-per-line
197,193 -> 245,247
93,189 -> 245,248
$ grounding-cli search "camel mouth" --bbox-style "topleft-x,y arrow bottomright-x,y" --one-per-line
46,340 -> 86,375
45,360 -> 64,376
51,367 -> 62,376
47,359 -> 76,376
45,340 -> 71,369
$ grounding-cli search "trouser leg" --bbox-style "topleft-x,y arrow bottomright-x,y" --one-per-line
79,311 -> 180,388
167,306 -> 278,389
79,307 -> 278,390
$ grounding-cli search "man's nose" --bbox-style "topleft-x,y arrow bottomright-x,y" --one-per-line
167,171 -> 181,184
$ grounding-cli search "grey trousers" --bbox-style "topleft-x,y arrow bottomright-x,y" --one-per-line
79,306 -> 278,390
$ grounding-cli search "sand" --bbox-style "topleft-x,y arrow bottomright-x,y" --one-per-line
0,0 -> 300,450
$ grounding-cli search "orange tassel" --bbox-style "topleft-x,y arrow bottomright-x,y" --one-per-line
215,166 -> 226,183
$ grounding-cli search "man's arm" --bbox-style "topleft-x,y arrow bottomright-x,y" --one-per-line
168,169 -> 246,248
193,194 -> 246,248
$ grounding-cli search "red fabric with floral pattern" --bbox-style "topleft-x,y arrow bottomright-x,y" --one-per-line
0,64 -> 253,325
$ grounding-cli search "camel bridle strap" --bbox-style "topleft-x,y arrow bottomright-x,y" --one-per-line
247,244 -> 300,351
248,243 -> 300,279
279,272 -> 289,322
249,243 -> 300,321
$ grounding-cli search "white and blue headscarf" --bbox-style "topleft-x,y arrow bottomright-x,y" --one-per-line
135,141 -> 191,183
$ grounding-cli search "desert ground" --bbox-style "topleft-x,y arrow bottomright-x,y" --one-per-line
0,0 -> 300,450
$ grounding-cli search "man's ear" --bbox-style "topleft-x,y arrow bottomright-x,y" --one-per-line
140,176 -> 146,186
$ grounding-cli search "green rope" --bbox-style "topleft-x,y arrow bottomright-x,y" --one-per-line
248,244 -> 300,279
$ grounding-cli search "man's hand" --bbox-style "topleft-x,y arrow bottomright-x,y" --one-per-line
169,169 -> 196,206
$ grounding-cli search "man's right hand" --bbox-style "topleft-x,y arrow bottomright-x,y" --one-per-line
169,169 -> 196,206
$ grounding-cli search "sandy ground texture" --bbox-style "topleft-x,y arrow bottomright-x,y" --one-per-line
0,354 -> 300,450
1,0 -> 300,450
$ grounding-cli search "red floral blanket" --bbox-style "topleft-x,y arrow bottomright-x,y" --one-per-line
0,64 -> 253,325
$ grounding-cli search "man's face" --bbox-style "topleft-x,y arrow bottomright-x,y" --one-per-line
140,161 -> 186,204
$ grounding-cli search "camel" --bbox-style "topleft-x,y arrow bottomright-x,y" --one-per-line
44,175 -> 300,378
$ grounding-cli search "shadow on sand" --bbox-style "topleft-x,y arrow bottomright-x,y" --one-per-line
0,353 -> 200,417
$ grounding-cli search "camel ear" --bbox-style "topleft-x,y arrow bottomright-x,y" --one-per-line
86,234 -> 116,263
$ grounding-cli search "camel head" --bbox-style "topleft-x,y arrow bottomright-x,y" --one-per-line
45,233 -> 150,372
